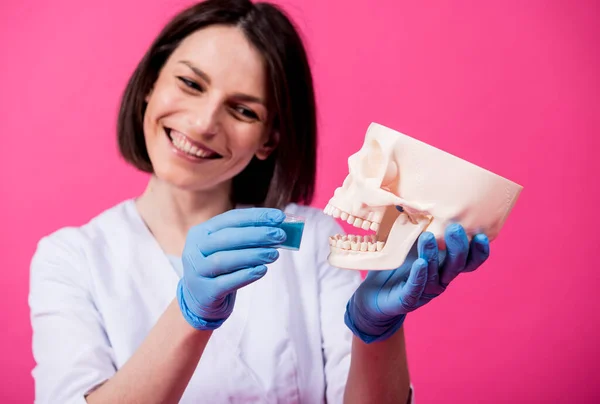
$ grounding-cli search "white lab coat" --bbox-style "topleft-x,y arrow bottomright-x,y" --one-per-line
29,199 -> 415,403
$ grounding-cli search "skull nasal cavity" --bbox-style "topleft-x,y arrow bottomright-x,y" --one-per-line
362,140 -> 384,178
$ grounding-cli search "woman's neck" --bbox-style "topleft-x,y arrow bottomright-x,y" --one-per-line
135,175 -> 233,256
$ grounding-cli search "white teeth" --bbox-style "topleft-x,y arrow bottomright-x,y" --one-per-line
196,149 -> 210,158
324,205 -> 385,251
327,234 -> 386,253
322,204 -> 380,228
170,131 -> 216,158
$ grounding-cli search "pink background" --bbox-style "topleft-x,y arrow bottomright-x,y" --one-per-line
1,0 -> 598,402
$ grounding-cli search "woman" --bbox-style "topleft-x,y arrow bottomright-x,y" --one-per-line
29,0 -> 490,402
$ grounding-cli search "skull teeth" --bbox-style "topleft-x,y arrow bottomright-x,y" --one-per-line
328,234 -> 385,252
323,204 -> 379,232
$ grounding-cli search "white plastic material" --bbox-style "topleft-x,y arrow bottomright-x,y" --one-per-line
324,122 -> 523,270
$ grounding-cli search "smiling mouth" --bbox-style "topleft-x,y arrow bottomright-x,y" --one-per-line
166,128 -> 222,159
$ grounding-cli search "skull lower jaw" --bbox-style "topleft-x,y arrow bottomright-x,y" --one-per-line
324,203 -> 433,270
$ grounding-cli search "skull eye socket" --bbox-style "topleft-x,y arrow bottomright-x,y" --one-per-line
361,139 -> 384,178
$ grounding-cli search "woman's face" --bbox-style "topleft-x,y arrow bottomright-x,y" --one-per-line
143,25 -> 274,192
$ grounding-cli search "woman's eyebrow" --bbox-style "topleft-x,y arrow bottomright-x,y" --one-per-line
178,60 -> 211,84
178,60 -> 265,106
231,93 -> 265,106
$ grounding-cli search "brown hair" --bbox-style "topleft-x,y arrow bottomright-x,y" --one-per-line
117,0 -> 317,208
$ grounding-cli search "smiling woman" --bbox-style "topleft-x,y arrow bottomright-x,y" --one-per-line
28,0 -> 491,402
117,2 -> 317,207
139,25 -> 275,193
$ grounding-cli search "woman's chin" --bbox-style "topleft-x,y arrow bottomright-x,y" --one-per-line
153,167 -> 228,193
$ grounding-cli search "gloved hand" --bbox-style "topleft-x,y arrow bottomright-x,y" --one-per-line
345,221 -> 490,344
177,208 -> 287,331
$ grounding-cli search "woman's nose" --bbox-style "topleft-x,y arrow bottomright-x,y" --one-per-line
188,98 -> 222,138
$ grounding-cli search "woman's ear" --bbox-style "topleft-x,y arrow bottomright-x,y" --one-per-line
255,131 -> 280,160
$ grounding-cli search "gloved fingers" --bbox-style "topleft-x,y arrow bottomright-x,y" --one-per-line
394,258 -> 428,315
200,248 -> 279,277
462,233 -> 490,272
200,226 -> 286,256
439,223 -> 469,287
417,232 -> 440,285
213,265 -> 269,297
200,208 -> 285,234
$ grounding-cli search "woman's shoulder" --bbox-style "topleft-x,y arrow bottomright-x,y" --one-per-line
32,199 -> 138,261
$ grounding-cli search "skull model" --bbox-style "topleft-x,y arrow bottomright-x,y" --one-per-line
324,122 -> 523,270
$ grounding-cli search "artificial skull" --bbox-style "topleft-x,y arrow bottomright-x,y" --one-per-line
324,122 -> 523,271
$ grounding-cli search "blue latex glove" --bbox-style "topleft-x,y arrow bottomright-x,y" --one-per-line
345,220 -> 490,344
177,208 -> 287,331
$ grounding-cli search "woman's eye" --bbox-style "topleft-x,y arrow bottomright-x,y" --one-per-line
177,77 -> 203,92
234,106 -> 259,120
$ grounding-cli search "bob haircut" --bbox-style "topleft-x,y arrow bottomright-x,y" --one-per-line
117,0 -> 317,209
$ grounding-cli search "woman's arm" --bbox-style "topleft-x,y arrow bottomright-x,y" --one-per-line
30,209 -> 286,403
87,208 -> 288,403
344,329 -> 411,404
86,299 -> 210,404
342,224 -> 490,403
